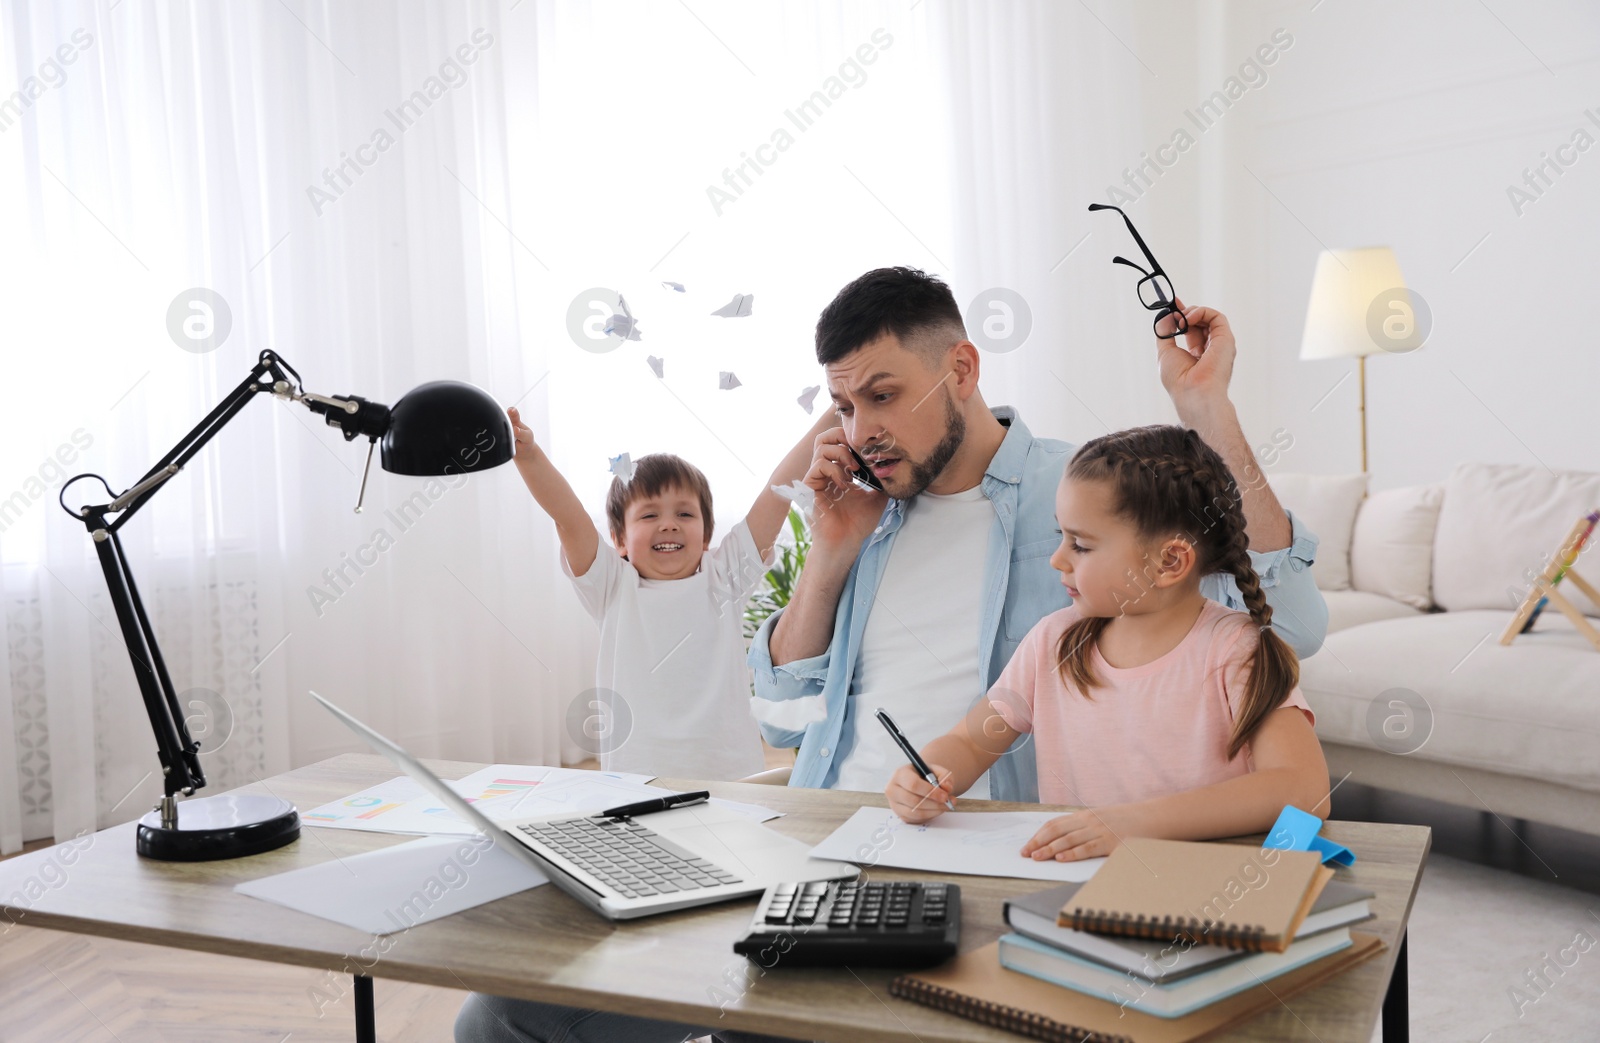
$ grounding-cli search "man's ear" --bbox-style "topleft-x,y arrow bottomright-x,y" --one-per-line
1149,535 -> 1199,588
948,340 -> 981,402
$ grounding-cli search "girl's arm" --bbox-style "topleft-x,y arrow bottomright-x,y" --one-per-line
742,411 -> 838,561
508,407 -> 602,577
1021,706 -> 1328,861
885,698 -> 1020,823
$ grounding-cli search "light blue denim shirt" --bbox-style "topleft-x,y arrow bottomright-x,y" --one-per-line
746,406 -> 1327,802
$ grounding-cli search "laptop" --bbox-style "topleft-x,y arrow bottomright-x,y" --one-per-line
311,691 -> 855,921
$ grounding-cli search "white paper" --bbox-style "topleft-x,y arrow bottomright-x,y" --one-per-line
660,281 -> 685,292
609,452 -> 634,480
479,774 -> 783,826
797,385 -> 821,413
711,293 -> 753,317
236,835 -> 548,935
646,355 -> 664,378
809,807 -> 1107,883
604,293 -> 642,340
302,765 -> 659,837
718,371 -> 742,390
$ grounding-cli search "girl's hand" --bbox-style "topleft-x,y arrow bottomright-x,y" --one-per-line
507,406 -> 537,462
885,763 -> 956,824
1021,806 -> 1144,862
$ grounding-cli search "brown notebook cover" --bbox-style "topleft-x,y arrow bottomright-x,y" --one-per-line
890,931 -> 1383,1043
1057,839 -> 1334,953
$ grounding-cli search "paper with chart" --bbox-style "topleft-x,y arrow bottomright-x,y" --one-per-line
301,764 -> 655,836
302,764 -> 781,836
809,807 -> 1107,883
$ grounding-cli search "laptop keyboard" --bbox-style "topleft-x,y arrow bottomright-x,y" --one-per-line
518,816 -> 745,898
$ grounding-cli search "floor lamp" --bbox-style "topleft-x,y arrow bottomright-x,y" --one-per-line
1298,247 -> 1425,472
58,350 -> 513,860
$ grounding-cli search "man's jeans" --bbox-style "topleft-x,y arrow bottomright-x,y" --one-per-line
454,993 -> 813,1043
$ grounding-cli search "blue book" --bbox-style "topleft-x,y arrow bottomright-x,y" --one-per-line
998,928 -> 1354,1019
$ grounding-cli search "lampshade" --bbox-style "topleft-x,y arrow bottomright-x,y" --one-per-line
1299,247 -> 1420,360
381,380 -> 514,476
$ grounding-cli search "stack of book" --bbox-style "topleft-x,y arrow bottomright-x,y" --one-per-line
890,838 -> 1384,1041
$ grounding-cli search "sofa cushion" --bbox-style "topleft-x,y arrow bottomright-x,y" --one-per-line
1301,609 -> 1600,795
1433,462 -> 1600,616
1268,473 -> 1368,591
1349,483 -> 1443,610
1322,589 -> 1425,633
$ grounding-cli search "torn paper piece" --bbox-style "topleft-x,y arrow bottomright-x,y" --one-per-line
797,385 -> 821,414
719,371 -> 742,390
711,293 -> 754,318
660,281 -> 685,293
608,453 -> 634,481
771,479 -> 815,524
646,355 -> 664,378
604,294 -> 642,341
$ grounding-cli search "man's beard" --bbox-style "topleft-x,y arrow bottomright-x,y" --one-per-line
882,387 -> 965,499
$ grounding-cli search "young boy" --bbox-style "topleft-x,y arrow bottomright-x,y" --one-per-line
508,405 -> 831,780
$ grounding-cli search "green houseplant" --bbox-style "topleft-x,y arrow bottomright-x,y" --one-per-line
744,507 -> 810,645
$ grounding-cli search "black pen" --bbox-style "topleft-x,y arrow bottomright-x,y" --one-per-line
598,790 -> 710,820
876,709 -> 955,811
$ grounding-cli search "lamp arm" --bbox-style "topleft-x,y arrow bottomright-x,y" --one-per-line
57,350 -> 389,803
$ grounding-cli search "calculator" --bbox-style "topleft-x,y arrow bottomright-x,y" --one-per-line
732,879 -> 960,968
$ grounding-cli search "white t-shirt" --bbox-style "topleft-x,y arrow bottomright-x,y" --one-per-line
833,485 -> 994,798
563,519 -> 771,781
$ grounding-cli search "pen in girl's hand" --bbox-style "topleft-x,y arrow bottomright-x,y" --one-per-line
876,709 -> 955,811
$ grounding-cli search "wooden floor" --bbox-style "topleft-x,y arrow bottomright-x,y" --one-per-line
0,746 -> 794,1042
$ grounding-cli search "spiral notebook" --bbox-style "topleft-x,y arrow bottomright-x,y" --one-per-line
1058,838 -> 1333,953
889,932 -> 1383,1043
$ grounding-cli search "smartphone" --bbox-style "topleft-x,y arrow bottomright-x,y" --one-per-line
846,444 -> 885,493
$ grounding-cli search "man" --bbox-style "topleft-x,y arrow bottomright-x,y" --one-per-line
747,266 -> 1325,802
454,267 -> 1326,1043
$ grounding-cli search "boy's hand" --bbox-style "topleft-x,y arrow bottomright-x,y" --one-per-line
507,406 -> 538,462
805,426 -> 887,551
886,763 -> 956,824
1021,806 -> 1143,862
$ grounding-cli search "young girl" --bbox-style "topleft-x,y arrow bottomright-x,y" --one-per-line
885,424 -> 1328,861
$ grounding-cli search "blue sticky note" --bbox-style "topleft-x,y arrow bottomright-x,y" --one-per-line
1265,805 -> 1356,867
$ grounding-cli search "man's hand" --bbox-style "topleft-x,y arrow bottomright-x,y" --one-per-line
804,425 -> 888,552
886,763 -> 956,824
1020,805 -> 1145,862
1155,299 -> 1236,421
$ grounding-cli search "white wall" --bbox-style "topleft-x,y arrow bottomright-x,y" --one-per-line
1226,0 -> 1600,489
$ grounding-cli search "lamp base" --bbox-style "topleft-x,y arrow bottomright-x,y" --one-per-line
136,794 -> 301,861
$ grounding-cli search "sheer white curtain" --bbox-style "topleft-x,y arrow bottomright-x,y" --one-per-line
0,0 -> 564,851
1,0 -> 1159,852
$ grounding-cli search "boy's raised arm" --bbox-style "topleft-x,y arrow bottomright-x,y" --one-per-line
508,406 -> 602,576
742,410 -> 837,560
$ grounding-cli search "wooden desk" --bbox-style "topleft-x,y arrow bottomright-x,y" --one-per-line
0,755 -> 1429,1042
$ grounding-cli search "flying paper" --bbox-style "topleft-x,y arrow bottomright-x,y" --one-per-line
604,294 -> 642,341
797,385 -> 821,414
609,453 -> 634,480
719,371 -> 742,390
646,355 -> 664,378
711,293 -> 754,318
661,281 -> 685,293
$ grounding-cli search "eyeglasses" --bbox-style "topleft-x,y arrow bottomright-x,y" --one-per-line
1087,203 -> 1188,340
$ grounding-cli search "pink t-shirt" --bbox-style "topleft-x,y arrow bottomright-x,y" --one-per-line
988,600 -> 1314,808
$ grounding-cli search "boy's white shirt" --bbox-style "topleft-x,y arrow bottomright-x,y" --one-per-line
562,518 -> 772,782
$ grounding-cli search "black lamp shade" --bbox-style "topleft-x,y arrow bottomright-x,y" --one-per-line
380,380 -> 513,476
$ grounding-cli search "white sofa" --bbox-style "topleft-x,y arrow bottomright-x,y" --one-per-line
1273,463 -> 1600,837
